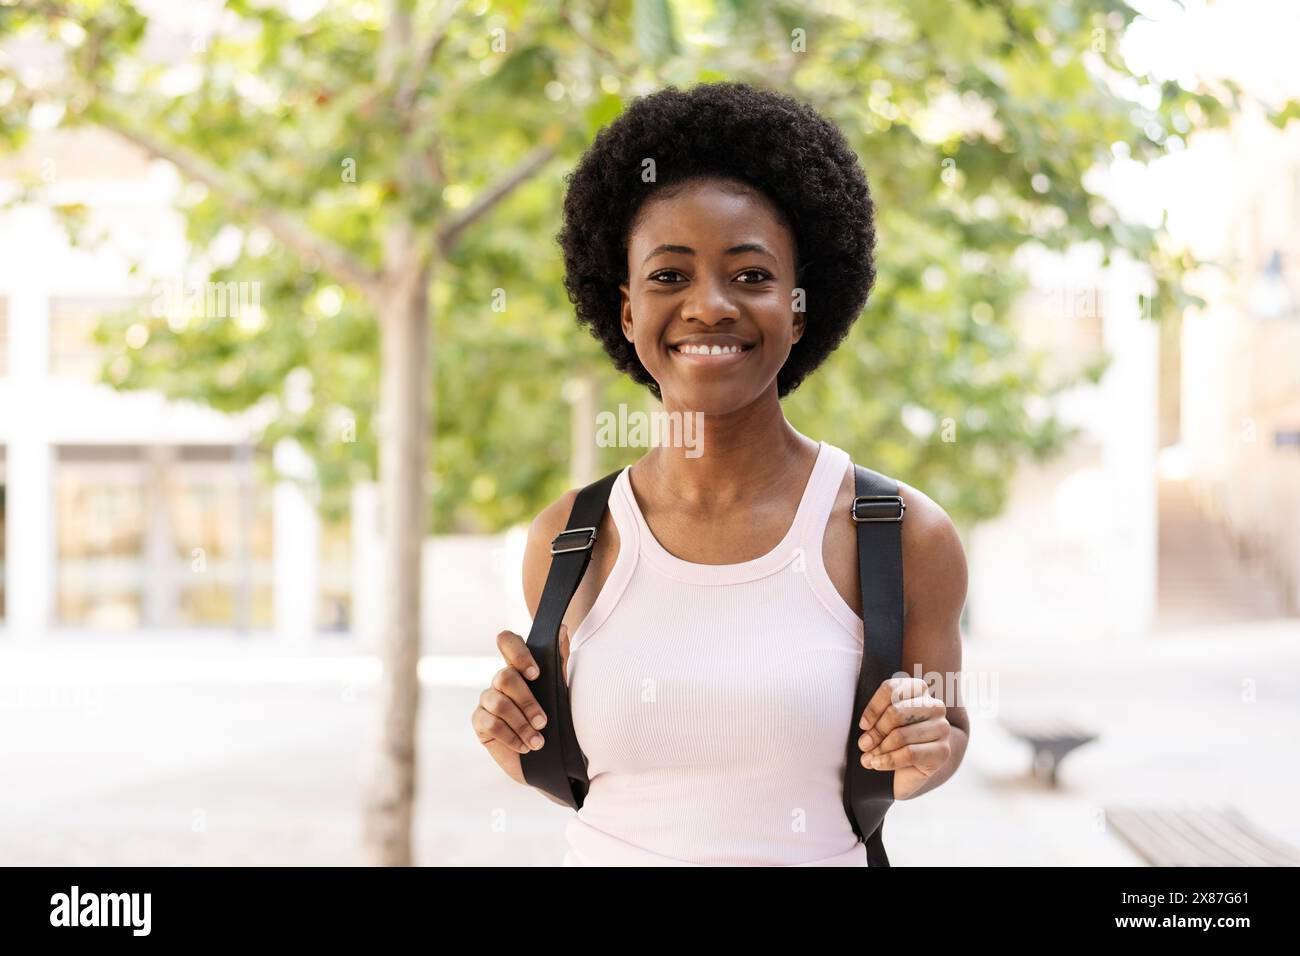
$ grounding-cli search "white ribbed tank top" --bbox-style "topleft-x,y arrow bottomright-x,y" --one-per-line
562,440 -> 869,866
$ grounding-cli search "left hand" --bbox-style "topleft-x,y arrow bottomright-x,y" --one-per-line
857,676 -> 952,800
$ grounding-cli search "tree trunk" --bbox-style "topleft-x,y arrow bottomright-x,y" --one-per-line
362,262 -> 430,866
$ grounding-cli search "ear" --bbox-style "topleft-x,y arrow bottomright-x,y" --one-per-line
619,281 -> 634,342
791,308 -> 806,345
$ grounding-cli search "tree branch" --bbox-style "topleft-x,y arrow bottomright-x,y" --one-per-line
395,0 -> 465,118
437,133 -> 561,255
561,7 -> 636,77
95,111 -> 383,301
378,0 -> 416,88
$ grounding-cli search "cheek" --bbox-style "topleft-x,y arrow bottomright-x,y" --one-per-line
633,339 -> 661,373
764,302 -> 799,346
626,304 -> 668,359
626,327 -> 670,381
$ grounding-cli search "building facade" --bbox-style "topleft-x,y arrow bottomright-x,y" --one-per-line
0,128 -> 365,642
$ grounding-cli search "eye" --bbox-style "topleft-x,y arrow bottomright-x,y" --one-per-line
737,268 -> 773,283
648,269 -> 685,284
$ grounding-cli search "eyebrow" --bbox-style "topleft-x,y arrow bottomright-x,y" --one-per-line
641,242 -> 777,266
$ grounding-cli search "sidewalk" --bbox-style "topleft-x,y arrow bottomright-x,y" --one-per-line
1,619 -> 1296,865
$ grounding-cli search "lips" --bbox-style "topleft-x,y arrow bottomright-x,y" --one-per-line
667,338 -> 755,369
667,334 -> 756,356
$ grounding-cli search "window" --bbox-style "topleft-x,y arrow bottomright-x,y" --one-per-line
166,446 -> 274,629
55,444 -> 274,630
55,446 -> 148,630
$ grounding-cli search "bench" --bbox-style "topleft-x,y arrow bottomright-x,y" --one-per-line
1000,716 -> 1098,788
1105,805 -> 1300,866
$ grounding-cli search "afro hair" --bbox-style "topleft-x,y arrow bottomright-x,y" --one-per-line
556,80 -> 877,400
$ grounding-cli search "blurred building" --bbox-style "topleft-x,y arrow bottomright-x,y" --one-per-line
966,250 -> 1162,642
967,96 -> 1300,642
0,127 -> 362,642
1176,103 -> 1300,619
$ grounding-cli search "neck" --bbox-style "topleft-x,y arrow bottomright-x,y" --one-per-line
636,386 -> 819,511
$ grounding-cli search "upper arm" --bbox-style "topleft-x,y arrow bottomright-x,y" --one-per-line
898,481 -> 970,736
522,489 -> 580,620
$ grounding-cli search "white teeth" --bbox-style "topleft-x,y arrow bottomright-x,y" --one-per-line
676,343 -> 744,355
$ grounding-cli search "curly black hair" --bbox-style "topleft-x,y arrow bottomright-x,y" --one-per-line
556,80 -> 877,400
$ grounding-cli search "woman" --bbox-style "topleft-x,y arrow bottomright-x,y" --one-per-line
471,81 -> 970,866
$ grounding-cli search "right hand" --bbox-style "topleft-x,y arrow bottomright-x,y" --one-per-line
471,624 -> 572,785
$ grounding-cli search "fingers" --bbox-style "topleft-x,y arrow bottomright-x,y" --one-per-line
861,739 -> 951,773
484,624 -> 572,749
471,691 -> 534,754
859,716 -> 948,767
858,676 -> 925,730
497,629 -> 540,680
859,677 -> 944,751
476,623 -> 581,764
472,662 -> 550,754
494,664 -> 549,731
857,676 -> 927,745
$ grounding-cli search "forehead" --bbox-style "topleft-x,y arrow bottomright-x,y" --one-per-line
628,177 -> 795,253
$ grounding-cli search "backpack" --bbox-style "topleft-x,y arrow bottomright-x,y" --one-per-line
520,461 -> 905,866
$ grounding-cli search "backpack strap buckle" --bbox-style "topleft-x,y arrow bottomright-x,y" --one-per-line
851,495 -> 905,523
550,526 -> 598,554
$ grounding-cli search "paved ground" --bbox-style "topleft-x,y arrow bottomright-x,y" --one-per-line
1,619 -> 1297,866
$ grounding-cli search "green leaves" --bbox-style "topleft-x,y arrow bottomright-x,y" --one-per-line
584,91 -> 624,138
1268,98 -> 1300,130
631,0 -> 680,64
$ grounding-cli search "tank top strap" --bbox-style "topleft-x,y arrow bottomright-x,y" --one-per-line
794,441 -> 853,556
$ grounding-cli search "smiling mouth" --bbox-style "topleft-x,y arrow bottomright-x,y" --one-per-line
669,343 -> 755,356
668,343 -> 755,368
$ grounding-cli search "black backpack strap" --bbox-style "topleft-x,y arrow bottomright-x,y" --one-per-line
519,467 -> 622,809
842,463 -> 907,867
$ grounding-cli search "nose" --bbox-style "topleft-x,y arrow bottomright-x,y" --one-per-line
680,273 -> 738,327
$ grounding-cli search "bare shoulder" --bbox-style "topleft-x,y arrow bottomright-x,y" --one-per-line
521,484 -> 621,622
823,464 -> 966,620
895,479 -> 968,616
522,489 -> 580,619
